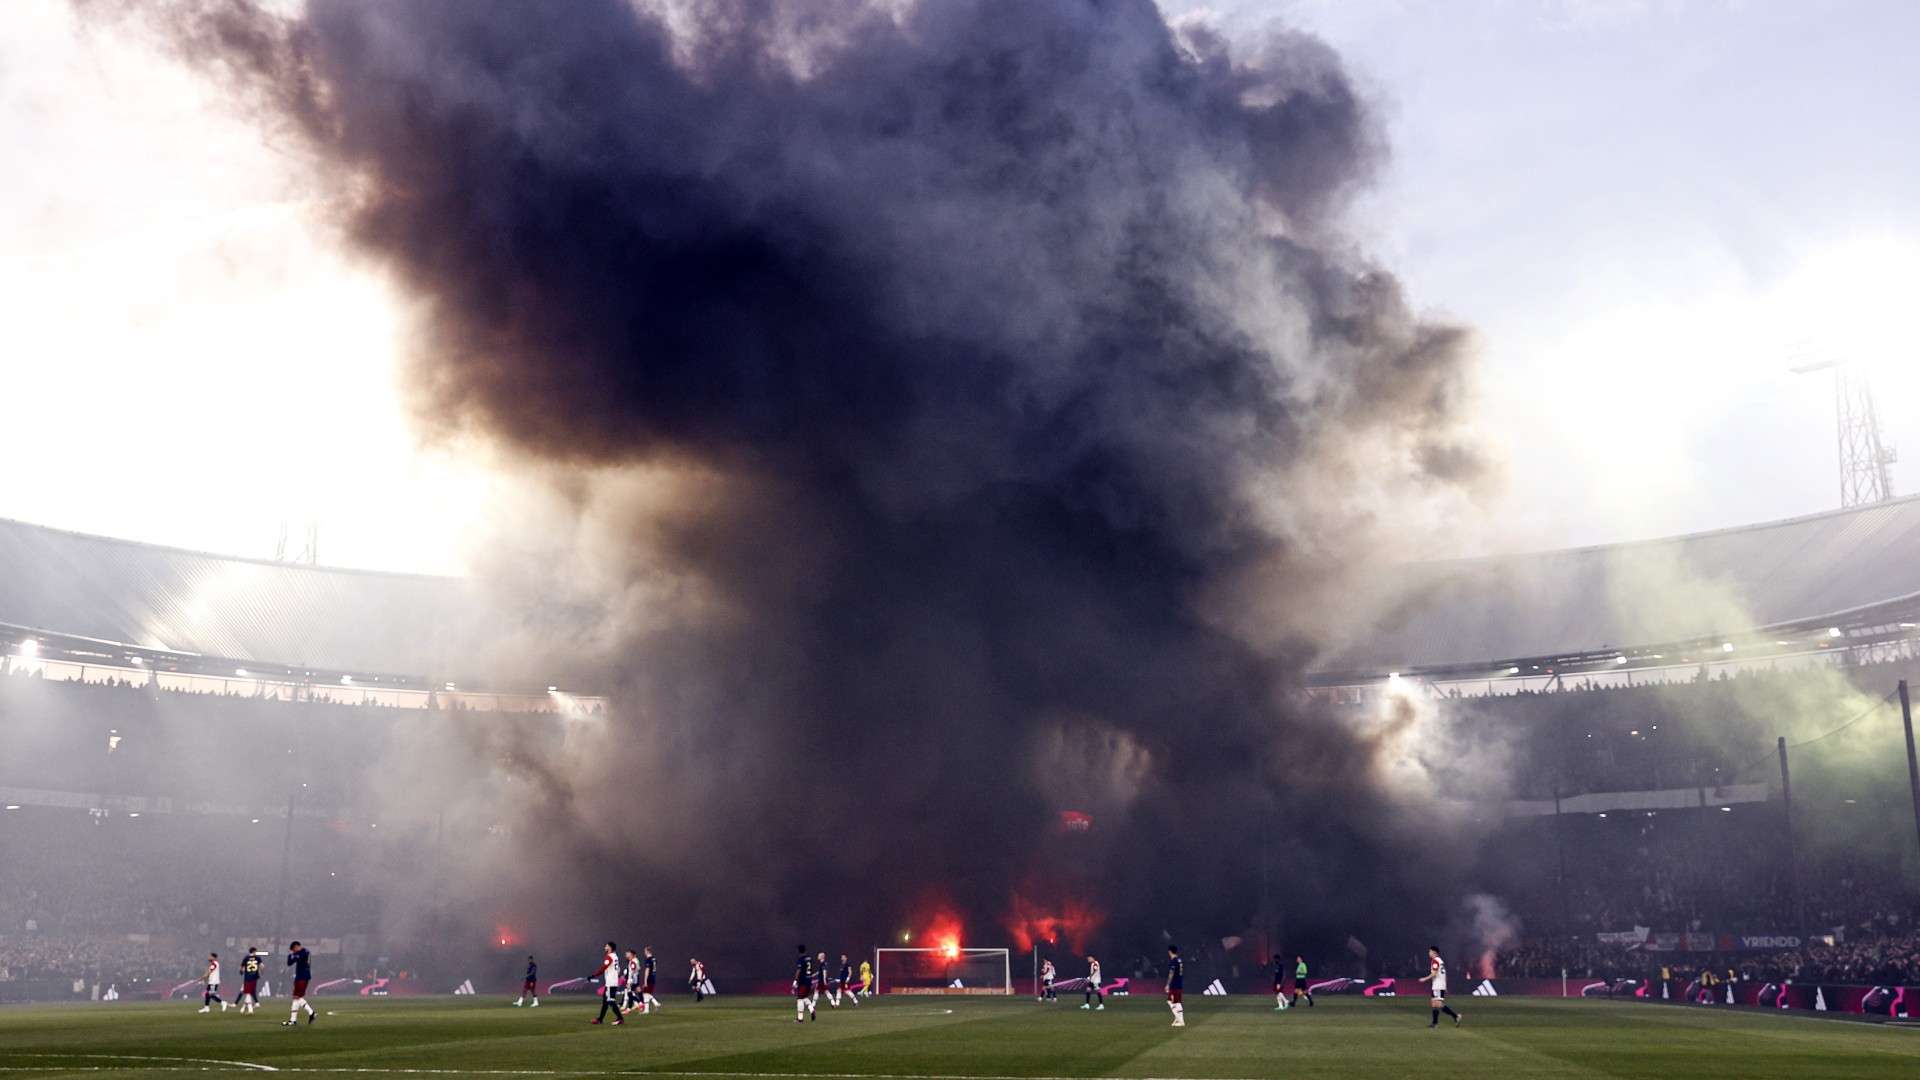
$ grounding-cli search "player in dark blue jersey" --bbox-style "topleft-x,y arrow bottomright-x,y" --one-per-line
793,946 -> 818,1022
639,947 -> 662,1012
240,948 -> 262,1014
1272,954 -> 1288,1011
1165,944 -> 1185,1028
282,942 -> 315,1026
515,955 -> 539,1007
832,954 -> 859,1007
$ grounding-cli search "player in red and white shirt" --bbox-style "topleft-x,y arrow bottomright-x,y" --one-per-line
591,942 -> 625,1026
1080,956 -> 1105,1010
688,957 -> 708,1003
198,953 -> 228,1013
1419,945 -> 1461,1028
622,950 -> 646,1014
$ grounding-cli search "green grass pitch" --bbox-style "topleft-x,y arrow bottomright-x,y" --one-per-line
1,994 -> 1915,1079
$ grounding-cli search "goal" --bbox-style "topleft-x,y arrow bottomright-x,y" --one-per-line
873,947 -> 1012,995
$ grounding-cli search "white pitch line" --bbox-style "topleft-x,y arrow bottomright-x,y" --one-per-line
0,1067 -> 1210,1080
0,1057 -> 1217,1080
0,1060 -> 563,1076
8,1055 -> 278,1072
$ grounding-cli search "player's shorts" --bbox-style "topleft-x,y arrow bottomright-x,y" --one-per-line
1431,988 -> 1446,999
243,979 -> 258,993
523,979 -> 537,992
644,980 -> 656,993
293,978 -> 310,997
1166,987 -> 1183,1004
794,982 -> 811,998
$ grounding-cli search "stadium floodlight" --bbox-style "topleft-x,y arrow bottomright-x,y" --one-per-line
872,947 -> 1011,996
444,682 -> 456,690
3,805 -> 20,811
1827,627 -> 1843,638
236,668 -> 249,677
17,639 -> 37,658
1720,643 -> 1734,653
340,675 -> 353,684
548,685 -> 559,692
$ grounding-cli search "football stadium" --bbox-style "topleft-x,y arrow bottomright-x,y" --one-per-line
6,1 -> 1920,1078
6,499 -> 1920,1075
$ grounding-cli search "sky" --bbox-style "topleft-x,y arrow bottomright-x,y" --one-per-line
3,0 -> 1918,573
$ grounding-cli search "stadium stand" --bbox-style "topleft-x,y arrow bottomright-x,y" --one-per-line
7,502 -> 1920,998
0,520 -> 595,998
1308,497 -> 1920,993
0,515 -> 603,708
1318,493 -> 1920,684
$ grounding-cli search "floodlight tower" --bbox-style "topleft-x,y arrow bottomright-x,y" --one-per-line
274,519 -> 322,565
1791,360 -> 1897,507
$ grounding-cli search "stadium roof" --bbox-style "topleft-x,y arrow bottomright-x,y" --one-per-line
0,515 -> 485,681
1321,495 -> 1920,678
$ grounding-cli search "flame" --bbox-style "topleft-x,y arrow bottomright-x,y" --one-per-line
1005,894 -> 1105,954
906,907 -> 966,968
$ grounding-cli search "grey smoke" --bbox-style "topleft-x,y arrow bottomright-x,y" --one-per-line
99,0 -> 1491,969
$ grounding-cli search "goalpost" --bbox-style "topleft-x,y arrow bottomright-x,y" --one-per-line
873,948 -> 1012,995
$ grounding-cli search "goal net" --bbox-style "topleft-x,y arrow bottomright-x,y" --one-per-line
873,948 -> 1012,995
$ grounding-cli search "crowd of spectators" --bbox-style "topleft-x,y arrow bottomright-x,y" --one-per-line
0,935 -> 198,986
1497,929 -> 1920,986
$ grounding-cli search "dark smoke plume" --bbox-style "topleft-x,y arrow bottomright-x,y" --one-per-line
108,0 -> 1488,969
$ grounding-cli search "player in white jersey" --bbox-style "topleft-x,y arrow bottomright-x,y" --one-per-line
1079,956 -> 1105,1010
1418,945 -> 1461,1028
622,950 -> 644,1014
1040,958 -> 1057,1002
591,942 -> 625,1026
198,953 -> 228,1013
688,957 -> 708,1002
